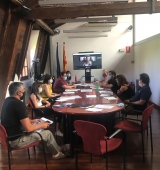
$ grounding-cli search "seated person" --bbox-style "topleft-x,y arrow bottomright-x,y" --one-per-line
116,74 -> 135,101
1,82 -> 68,159
102,70 -> 120,94
96,69 -> 108,86
124,73 -> 152,112
82,57 -> 91,66
30,82 -> 63,137
41,74 -> 60,104
66,70 -> 72,84
53,71 -> 76,93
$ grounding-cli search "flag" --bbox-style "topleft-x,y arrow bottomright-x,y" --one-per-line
63,42 -> 67,71
56,43 -> 61,78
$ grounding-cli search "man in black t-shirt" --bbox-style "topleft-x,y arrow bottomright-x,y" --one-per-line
102,70 -> 119,94
1,82 -> 67,159
124,73 -> 152,111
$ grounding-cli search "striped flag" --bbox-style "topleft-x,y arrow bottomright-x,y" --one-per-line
63,42 -> 67,71
56,42 -> 61,78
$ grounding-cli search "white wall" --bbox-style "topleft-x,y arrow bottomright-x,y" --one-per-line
134,33 -> 160,106
50,15 -> 134,82
135,13 -> 160,42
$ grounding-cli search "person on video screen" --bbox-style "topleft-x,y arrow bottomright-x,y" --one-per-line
82,57 -> 92,66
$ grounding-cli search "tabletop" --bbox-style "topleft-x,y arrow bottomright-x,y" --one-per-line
52,88 -> 123,115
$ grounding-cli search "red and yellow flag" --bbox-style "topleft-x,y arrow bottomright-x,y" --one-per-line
63,42 -> 67,71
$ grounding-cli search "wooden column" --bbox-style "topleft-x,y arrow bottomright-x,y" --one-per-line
34,28 -> 48,74
0,3 -> 32,111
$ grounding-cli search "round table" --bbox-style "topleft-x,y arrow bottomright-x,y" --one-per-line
52,88 -> 124,156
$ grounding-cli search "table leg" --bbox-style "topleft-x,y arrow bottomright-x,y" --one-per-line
68,114 -> 74,157
63,114 -> 67,144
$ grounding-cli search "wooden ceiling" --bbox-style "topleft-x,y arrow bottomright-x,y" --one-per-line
11,0 -> 160,34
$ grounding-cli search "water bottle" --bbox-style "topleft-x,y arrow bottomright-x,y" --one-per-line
95,83 -> 99,91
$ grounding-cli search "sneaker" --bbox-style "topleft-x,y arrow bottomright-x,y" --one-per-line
55,130 -> 63,137
52,152 -> 66,159
62,144 -> 70,153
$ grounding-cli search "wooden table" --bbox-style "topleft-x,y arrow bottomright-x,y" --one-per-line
52,88 -> 123,156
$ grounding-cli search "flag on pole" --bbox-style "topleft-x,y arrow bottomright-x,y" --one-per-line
63,42 -> 67,71
56,42 -> 61,78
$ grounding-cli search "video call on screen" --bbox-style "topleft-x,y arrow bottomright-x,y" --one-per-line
73,53 -> 102,70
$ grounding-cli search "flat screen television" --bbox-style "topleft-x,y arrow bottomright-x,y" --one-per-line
73,52 -> 102,70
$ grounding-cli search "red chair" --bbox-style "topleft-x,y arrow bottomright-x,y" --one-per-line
0,124 -> 48,170
114,104 -> 154,162
73,120 -> 123,170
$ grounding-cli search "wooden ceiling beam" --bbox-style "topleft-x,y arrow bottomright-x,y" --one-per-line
22,0 -> 39,9
27,2 -> 160,19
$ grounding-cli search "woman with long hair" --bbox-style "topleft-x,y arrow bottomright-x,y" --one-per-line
116,74 -> 135,101
95,69 -> 108,87
41,74 -> 60,104
30,82 -> 63,137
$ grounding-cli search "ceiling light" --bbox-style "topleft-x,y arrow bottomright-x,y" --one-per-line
63,29 -> 111,33
54,17 -> 117,23
68,35 -> 108,38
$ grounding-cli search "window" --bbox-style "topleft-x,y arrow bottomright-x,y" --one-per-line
20,57 -> 29,80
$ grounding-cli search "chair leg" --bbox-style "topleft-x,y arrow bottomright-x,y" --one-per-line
90,153 -> 92,163
8,151 -> 11,170
146,118 -> 149,138
41,141 -> 48,170
141,132 -> 145,162
75,133 -> 78,170
27,148 -> 30,159
122,132 -> 126,170
106,140 -> 108,170
33,146 -> 36,153
149,117 -> 153,152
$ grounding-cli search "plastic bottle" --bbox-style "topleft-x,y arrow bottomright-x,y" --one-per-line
95,83 -> 99,91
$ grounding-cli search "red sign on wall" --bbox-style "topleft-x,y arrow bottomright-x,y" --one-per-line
126,46 -> 130,53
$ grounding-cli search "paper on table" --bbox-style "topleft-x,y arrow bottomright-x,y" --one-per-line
86,95 -> 96,98
63,91 -> 75,94
99,91 -> 113,95
100,94 -> 109,97
81,89 -> 92,92
91,87 -> 104,90
94,105 -> 114,109
65,89 -> 80,92
86,108 -> 103,112
59,95 -> 82,99
56,97 -> 75,102
104,97 -> 117,100
78,84 -> 90,87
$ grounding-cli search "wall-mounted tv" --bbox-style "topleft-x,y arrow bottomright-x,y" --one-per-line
73,52 -> 102,70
